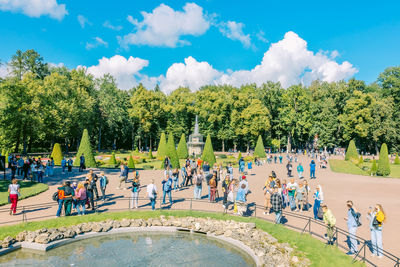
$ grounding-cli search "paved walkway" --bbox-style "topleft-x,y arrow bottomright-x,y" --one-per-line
1,155 -> 399,266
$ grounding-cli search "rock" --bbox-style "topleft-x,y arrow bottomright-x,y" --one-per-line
25,232 -> 37,243
63,229 -> 76,238
151,220 -> 162,226
120,219 -> 131,227
194,222 -> 201,231
73,225 -> 83,235
58,227 -> 67,232
112,221 -> 121,229
291,256 -> 299,264
81,223 -> 92,233
49,232 -> 64,242
245,223 -> 256,229
102,224 -> 112,232
2,236 -> 15,248
131,220 -> 142,227
92,223 -> 104,232
35,233 -> 50,244
224,230 -> 233,237
16,231 -> 28,242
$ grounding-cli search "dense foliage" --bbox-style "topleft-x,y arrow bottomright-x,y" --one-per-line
50,143 -> 63,165
377,143 -> 390,176
1,50 -> 400,154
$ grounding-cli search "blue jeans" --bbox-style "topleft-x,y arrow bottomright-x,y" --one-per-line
56,199 -> 64,217
173,179 -> 179,190
348,226 -> 358,253
194,186 -> 202,199
310,169 -> 316,178
371,228 -> 383,256
62,165 -> 66,172
208,185 -> 211,200
162,190 -> 172,204
289,195 -> 296,210
313,199 -> 321,219
149,197 -> 156,210
76,199 -> 86,215
275,211 -> 282,224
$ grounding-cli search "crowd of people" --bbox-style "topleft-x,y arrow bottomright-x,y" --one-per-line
5,151 -> 388,260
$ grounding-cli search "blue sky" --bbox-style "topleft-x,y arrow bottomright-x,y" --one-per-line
0,0 -> 399,91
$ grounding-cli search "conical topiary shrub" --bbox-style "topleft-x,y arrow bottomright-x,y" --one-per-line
148,149 -> 154,159
177,133 -> 188,159
51,143 -> 63,165
358,155 -> 364,166
201,134 -> 216,166
74,129 -> 96,167
166,133 -> 180,169
377,143 -> 390,176
237,151 -> 242,161
394,154 -> 400,165
109,152 -> 117,166
254,135 -> 266,158
371,159 -> 377,175
134,147 -> 139,154
128,155 -> 136,169
4,150 -> 9,165
157,132 -> 167,159
345,140 -> 358,161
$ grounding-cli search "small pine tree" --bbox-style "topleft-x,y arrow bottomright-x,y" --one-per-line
166,133 -> 180,168
377,143 -> 391,176
148,149 -> 154,159
134,147 -> 139,153
50,143 -> 63,165
109,152 -> 117,166
394,154 -> 400,165
128,155 -> 136,169
74,129 -> 96,167
358,155 -> 364,165
254,135 -> 266,158
345,140 -> 359,161
177,133 -> 188,159
157,132 -> 167,159
237,151 -> 242,161
201,134 -> 216,166
5,150 -> 9,165
371,159 -> 378,175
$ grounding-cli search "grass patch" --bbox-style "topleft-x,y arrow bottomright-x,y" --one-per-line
329,159 -> 369,176
0,180 -> 49,206
0,210 -> 363,267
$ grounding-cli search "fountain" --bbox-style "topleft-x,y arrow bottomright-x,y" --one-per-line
187,115 -> 204,157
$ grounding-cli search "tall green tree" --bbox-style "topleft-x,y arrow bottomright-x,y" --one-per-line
177,133 -> 188,159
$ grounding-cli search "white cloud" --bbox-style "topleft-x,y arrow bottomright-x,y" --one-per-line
256,30 -> 268,43
79,55 -> 150,90
85,37 -> 108,50
119,3 -> 210,48
218,21 -> 251,48
77,15 -> 91,28
0,0 -> 67,20
103,20 -> 122,31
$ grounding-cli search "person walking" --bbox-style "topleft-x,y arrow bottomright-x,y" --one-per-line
131,175 -> 140,209
117,163 -> 129,189
345,200 -> 361,255
295,182 -> 306,212
209,175 -> 217,202
235,183 -> 247,216
313,185 -> 324,220
287,178 -> 298,211
310,160 -> 316,179
56,183 -> 65,217
61,157 -> 67,173
162,175 -> 173,205
297,163 -> 304,179
99,171 -> 108,201
67,158 -> 73,172
79,155 -> 85,172
270,187 -> 283,224
22,160 -> 29,180
368,204 -> 386,258
17,157 -> 24,176
286,161 -> 293,177
172,168 -> 179,191
85,174 -> 96,211
263,175 -> 275,214
147,179 -> 157,210
180,166 -> 187,188
222,174 -> 230,210
247,160 -> 253,175
322,204 -> 336,245
185,165 -> 193,186
74,183 -> 87,215
8,179 -> 20,215
194,170 -> 204,199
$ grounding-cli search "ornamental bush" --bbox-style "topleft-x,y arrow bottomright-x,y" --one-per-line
345,140 -> 358,161
148,149 -> 154,159
237,151 -> 242,161
177,133 -> 188,159
358,156 -> 364,165
157,132 -> 167,159
254,135 -> 266,158
128,155 -> 136,169
377,143 -> 390,176
166,133 -> 180,169
394,154 -> 400,165
201,134 -> 216,166
370,159 -> 378,175
50,143 -> 63,165
74,129 -> 96,167
4,150 -> 9,164
109,152 -> 117,166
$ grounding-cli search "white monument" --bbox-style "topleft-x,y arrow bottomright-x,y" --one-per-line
187,115 -> 204,157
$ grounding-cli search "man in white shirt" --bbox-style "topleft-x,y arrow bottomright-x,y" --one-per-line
147,179 -> 157,210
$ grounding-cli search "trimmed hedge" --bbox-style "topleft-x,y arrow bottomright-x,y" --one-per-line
128,155 -> 136,169
377,143 -> 390,176
177,133 -> 188,159
254,135 -> 266,158
74,129 -> 96,167
157,132 -> 167,159
345,140 -> 358,161
109,152 -> 117,166
394,154 -> 400,165
166,133 -> 180,169
201,134 -> 216,166
370,159 -> 378,175
50,143 -> 63,165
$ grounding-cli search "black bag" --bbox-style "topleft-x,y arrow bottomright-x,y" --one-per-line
52,191 -> 59,201
372,216 -> 380,227
317,207 -> 324,220
351,208 -> 362,227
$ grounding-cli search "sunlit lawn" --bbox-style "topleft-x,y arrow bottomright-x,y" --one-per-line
0,180 -> 49,206
329,159 -> 400,178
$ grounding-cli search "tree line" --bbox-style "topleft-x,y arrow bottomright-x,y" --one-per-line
1,49 -> 400,154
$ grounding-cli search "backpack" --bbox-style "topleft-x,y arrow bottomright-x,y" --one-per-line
52,191 -> 59,201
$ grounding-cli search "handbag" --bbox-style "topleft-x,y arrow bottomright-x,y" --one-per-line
372,216 -> 380,227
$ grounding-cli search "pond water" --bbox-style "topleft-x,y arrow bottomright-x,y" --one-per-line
0,232 -> 256,267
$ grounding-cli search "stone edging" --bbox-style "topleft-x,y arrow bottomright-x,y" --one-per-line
0,216 -> 310,267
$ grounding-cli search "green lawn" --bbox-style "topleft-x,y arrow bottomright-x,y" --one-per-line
0,210 -> 363,267
0,180 -> 49,206
330,159 -> 400,178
